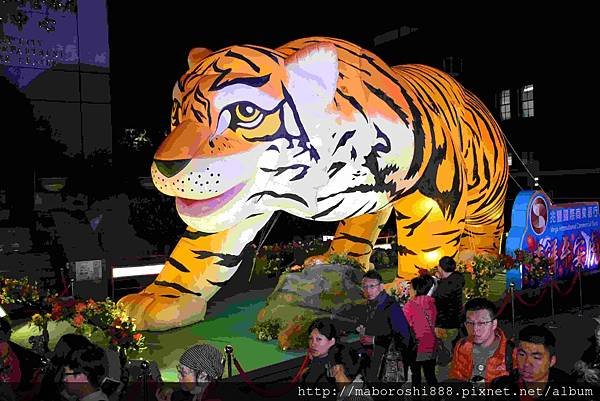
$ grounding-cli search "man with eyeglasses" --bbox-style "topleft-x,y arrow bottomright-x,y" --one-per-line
449,297 -> 512,383
358,270 -> 414,383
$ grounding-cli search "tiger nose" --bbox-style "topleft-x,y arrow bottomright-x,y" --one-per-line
154,159 -> 191,178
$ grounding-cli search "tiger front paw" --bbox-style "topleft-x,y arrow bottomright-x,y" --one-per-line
302,254 -> 330,268
118,285 -> 208,331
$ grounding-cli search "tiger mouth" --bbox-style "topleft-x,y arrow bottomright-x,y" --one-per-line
175,182 -> 246,217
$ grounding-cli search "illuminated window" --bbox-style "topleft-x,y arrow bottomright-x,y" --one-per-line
520,84 -> 534,118
498,89 -> 511,120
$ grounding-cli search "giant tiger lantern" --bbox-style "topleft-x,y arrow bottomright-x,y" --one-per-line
118,37 -> 508,331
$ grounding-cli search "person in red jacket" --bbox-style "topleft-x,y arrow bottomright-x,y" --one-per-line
449,298 -> 512,384
403,275 -> 438,385
0,318 -> 21,389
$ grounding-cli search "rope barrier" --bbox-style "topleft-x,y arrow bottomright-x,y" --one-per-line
495,292 -> 512,316
551,271 -> 580,298
514,286 -> 549,308
58,268 -> 70,297
233,353 -> 310,397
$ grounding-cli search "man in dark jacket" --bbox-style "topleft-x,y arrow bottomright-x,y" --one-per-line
491,325 -> 573,401
433,256 -> 465,357
358,270 -> 414,383
572,316 -> 600,385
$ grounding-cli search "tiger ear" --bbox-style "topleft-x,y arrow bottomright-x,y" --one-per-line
285,42 -> 338,109
187,47 -> 213,68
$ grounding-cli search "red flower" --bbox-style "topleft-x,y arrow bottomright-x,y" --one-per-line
72,314 -> 85,328
133,333 -> 142,342
515,250 -> 525,262
75,302 -> 86,313
86,299 -> 99,311
51,304 -> 63,321
503,255 -> 515,269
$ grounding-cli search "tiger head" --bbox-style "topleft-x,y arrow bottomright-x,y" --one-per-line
151,42 -> 341,233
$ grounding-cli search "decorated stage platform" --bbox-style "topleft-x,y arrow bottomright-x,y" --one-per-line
10,288 -> 304,381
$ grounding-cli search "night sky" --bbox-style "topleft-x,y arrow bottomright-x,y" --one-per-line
106,6 -> 598,201
107,8 -> 402,129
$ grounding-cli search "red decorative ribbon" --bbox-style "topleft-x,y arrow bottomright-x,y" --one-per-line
496,292 -> 512,316
551,272 -> 580,298
233,353 -> 310,397
514,286 -> 549,308
58,269 -> 70,297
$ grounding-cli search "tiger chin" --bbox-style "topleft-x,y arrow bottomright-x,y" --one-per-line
118,37 -> 508,331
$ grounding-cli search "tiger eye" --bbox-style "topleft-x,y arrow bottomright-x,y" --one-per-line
235,104 -> 259,121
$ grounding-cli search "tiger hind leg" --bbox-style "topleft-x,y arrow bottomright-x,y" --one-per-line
457,215 -> 505,263
393,191 -> 467,280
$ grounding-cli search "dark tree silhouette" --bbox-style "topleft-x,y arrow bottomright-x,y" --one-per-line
0,75 -> 35,227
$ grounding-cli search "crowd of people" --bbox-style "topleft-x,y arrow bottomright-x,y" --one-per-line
2,255 -> 600,400
298,256 -> 600,400
0,317 -> 224,401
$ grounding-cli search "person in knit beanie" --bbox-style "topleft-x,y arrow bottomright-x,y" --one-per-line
179,344 -> 224,382
156,344 -> 224,401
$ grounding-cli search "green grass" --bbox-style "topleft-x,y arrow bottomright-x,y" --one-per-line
11,298 -> 304,381
378,267 -> 506,301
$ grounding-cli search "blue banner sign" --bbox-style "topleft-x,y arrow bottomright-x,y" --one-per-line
506,191 -> 600,289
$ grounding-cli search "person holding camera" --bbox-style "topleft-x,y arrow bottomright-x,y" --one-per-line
302,318 -> 371,401
358,271 -> 414,383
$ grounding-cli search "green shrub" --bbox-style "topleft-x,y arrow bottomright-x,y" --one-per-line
327,253 -> 365,270
250,319 -> 282,342
284,312 -> 314,350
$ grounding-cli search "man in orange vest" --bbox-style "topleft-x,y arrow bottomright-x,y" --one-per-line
449,298 -> 512,383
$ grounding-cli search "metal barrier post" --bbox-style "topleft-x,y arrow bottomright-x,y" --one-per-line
510,282 -> 516,333
578,265 -> 584,317
225,345 -> 234,378
70,278 -> 75,298
140,360 -> 149,401
548,270 -> 558,329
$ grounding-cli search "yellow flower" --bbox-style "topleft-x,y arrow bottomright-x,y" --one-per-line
31,313 -> 42,325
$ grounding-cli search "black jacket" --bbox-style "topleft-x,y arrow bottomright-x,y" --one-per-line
301,343 -> 360,384
490,368 -> 575,400
433,272 -> 465,329
579,336 -> 600,368
361,292 -> 414,382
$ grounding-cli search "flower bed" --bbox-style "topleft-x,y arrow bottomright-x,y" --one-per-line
1,276 -> 145,355
252,238 -> 329,277
456,249 -> 555,299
